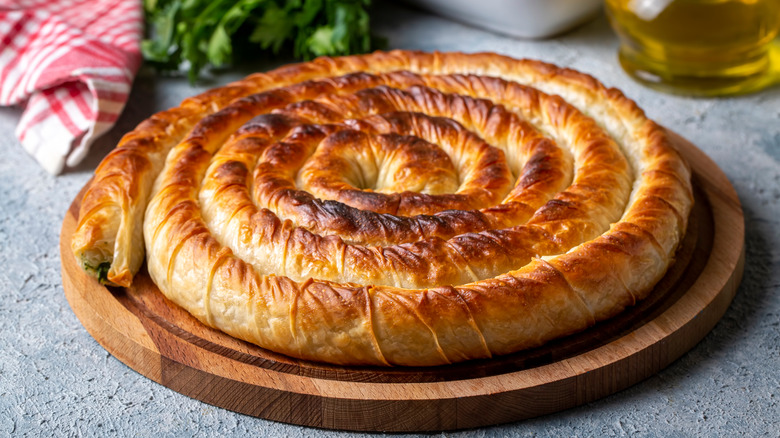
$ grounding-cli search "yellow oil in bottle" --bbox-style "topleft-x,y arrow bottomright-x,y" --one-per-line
605,0 -> 780,96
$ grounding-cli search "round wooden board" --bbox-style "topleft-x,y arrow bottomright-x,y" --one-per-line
60,131 -> 744,432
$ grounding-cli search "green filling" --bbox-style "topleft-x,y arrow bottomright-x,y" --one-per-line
81,256 -> 112,284
96,262 -> 111,284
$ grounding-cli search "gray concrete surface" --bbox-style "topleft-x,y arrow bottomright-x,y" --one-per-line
1,2 -> 778,436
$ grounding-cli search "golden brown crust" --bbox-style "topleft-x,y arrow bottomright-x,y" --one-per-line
73,50 -> 693,366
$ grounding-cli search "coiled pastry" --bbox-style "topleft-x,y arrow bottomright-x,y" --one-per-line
71,51 -> 693,366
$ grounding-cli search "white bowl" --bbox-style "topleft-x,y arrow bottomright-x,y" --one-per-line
402,0 -> 602,39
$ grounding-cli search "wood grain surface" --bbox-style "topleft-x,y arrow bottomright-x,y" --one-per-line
60,131 -> 744,431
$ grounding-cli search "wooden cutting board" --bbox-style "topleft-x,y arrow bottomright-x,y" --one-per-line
60,131 -> 744,432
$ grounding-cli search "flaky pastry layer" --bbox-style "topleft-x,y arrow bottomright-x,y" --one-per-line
72,51 -> 692,366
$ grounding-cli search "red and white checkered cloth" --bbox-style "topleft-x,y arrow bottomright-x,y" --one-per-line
0,0 -> 142,174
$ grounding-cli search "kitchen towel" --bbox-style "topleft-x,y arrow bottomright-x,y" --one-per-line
0,0 -> 143,174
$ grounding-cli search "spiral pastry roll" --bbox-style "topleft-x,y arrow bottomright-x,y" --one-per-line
72,51 -> 693,366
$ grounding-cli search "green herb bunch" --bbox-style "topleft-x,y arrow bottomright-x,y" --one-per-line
141,0 -> 378,82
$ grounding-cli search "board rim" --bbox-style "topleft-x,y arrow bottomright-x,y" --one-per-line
60,130 -> 745,431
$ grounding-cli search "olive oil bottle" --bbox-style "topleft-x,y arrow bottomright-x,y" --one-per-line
605,0 -> 780,96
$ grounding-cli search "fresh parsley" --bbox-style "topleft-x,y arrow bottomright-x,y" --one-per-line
141,0 -> 380,82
